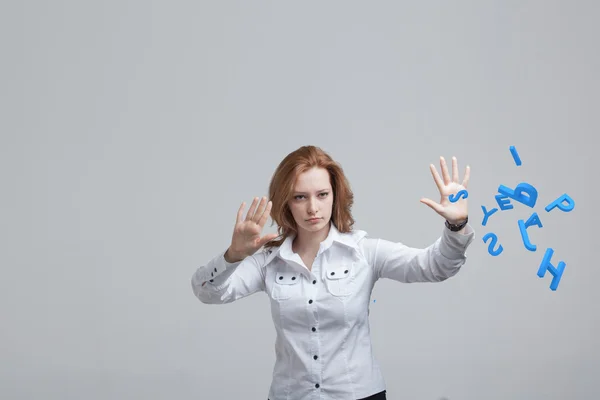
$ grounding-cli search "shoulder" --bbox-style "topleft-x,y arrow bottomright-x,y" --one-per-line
346,227 -> 376,245
252,245 -> 281,268
340,228 -> 379,257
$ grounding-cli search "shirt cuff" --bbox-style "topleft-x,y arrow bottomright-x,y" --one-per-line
200,249 -> 243,287
438,223 -> 475,260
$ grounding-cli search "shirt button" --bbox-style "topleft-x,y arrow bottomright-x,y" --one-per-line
313,355 -> 318,360
312,327 -> 316,332
312,280 -> 317,284
315,383 -> 320,389
308,299 -> 313,304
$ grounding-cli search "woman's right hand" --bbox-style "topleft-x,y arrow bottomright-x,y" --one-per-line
225,196 -> 279,262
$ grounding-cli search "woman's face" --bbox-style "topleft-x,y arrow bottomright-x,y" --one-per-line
288,167 -> 334,235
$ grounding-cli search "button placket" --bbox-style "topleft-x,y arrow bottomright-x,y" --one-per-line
308,271 -> 321,392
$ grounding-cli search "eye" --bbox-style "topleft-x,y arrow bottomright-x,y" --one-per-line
293,192 -> 328,200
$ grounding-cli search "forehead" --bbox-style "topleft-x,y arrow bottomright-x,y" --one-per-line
293,167 -> 331,190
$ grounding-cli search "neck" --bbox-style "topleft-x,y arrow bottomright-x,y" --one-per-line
293,221 -> 331,254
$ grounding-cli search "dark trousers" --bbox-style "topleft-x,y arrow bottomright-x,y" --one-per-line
268,389 -> 386,400
358,390 -> 387,399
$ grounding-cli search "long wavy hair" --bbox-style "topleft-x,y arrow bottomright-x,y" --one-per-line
264,145 -> 355,250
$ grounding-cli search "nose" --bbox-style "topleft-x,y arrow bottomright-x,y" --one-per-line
307,197 -> 318,215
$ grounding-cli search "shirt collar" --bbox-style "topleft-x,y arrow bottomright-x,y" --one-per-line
263,221 -> 367,267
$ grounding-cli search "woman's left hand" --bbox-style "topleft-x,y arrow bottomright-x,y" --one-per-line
420,156 -> 470,224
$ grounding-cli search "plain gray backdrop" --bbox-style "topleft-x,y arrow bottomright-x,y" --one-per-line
1,1 -> 597,399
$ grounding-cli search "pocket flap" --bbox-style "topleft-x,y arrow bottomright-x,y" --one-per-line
275,270 -> 300,285
325,264 -> 351,280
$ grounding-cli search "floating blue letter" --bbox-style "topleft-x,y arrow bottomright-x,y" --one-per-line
498,182 -> 538,208
482,232 -> 503,256
518,212 -> 543,252
518,220 -> 536,251
509,145 -> 522,166
449,190 -> 468,203
545,193 -> 575,213
495,194 -> 513,210
481,205 -> 498,226
524,212 -> 543,229
537,248 -> 566,291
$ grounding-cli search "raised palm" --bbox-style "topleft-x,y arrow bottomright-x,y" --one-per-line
230,196 -> 279,258
420,156 -> 470,224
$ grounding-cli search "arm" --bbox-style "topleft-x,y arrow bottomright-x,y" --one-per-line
192,196 -> 278,304
191,249 -> 267,304
363,223 -> 475,283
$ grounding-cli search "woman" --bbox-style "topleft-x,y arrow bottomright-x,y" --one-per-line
191,145 -> 475,400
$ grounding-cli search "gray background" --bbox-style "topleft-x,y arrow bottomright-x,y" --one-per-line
1,1 -> 597,399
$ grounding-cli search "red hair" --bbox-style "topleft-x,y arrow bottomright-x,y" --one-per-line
264,145 -> 355,249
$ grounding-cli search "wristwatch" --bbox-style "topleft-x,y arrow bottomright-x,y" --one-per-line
445,216 -> 468,231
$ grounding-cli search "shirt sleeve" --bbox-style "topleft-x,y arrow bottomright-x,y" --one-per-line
361,223 -> 475,283
191,249 -> 267,304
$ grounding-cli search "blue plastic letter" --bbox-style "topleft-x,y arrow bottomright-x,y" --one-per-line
518,219 -> 536,251
497,182 -> 538,208
449,190 -> 468,203
509,145 -> 522,166
524,212 -> 543,229
481,205 -> 498,226
495,194 -> 513,210
537,248 -> 566,291
482,232 -> 503,256
545,193 -> 575,213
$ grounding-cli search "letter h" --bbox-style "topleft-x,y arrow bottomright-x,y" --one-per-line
537,248 -> 566,291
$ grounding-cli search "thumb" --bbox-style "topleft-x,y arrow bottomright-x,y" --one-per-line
420,198 -> 444,214
258,233 -> 279,247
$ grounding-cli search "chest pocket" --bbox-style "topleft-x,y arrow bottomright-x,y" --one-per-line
271,269 -> 301,301
324,261 -> 355,297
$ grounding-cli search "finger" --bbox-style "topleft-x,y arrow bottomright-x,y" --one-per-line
257,200 -> 272,227
236,201 -> 246,224
429,164 -> 444,192
245,197 -> 260,221
252,196 -> 268,222
420,198 -> 444,214
440,156 -> 451,185
452,156 -> 459,183
461,165 -> 471,188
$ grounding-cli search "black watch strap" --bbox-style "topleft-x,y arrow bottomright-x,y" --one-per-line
445,216 -> 468,231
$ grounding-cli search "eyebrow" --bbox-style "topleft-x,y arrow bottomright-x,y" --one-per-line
293,189 -> 330,194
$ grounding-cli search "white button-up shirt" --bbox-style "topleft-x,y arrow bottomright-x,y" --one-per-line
191,222 -> 475,400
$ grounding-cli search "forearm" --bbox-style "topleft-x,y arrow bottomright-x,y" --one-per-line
191,249 -> 243,304
191,249 -> 265,304
373,223 -> 476,283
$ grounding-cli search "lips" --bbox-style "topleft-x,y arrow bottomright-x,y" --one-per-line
307,218 -> 321,222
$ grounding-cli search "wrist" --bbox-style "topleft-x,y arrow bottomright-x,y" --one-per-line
224,247 -> 245,263
445,215 -> 468,231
